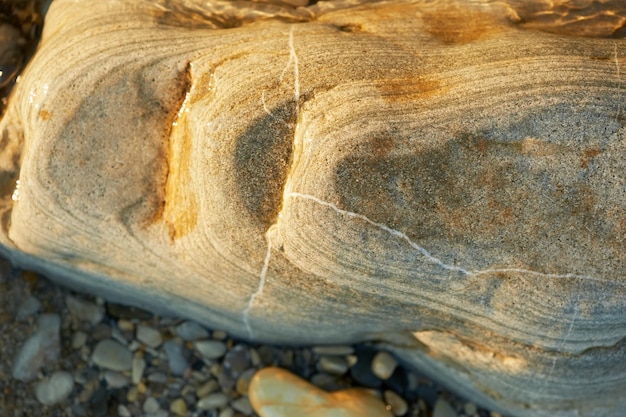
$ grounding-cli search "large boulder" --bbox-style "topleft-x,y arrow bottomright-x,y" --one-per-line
0,1 -> 624,416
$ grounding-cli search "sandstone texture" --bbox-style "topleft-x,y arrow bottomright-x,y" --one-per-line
0,1 -> 624,416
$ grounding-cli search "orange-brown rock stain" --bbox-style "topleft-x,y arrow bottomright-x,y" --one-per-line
419,3 -> 507,45
161,66 -> 198,242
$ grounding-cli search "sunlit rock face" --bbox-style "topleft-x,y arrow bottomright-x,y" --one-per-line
0,1 -> 624,416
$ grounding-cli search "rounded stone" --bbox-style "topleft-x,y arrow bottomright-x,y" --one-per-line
433,398 -> 458,417
170,398 -> 188,416
92,339 -> 132,371
197,393 -> 228,410
65,295 -> 104,325
143,396 -> 161,414
35,371 -> 74,405
174,321 -> 209,341
136,324 -> 163,348
384,390 -> 408,417
371,351 -> 398,380
318,355 -> 349,375
195,340 -> 227,359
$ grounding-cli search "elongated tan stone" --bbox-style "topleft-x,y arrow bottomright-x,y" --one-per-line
0,1 -> 624,416
249,367 -> 392,417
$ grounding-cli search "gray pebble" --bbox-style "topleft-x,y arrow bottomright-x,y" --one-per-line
318,355 -> 349,375
231,397 -> 253,415
16,295 -> 41,320
197,393 -> 228,410
163,339 -> 189,375
72,331 -> 88,350
91,339 -> 132,371
117,405 -> 132,417
433,398 -> 458,417
143,396 -> 161,414
195,340 -> 227,359
371,351 -> 398,380
103,370 -> 129,388
65,295 -> 104,325
132,356 -> 146,384
174,321 -> 209,341
12,314 -> 61,381
384,390 -> 408,416
136,324 -> 163,348
218,408 -> 235,417
35,371 -> 74,405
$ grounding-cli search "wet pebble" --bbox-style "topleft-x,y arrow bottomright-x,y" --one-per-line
65,295 -> 104,325
12,314 -> 61,381
34,370 -> 74,405
91,339 -> 132,371
175,320 -> 209,341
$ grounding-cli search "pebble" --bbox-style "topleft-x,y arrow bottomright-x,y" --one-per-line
143,396 -> 161,414
136,324 -> 163,348
384,390 -> 408,416
170,398 -> 188,416
163,339 -> 189,375
232,397 -> 253,415
196,339 -> 227,359
197,379 -> 219,397
12,314 -> 61,381
91,339 -> 132,371
433,398 -> 458,417
175,320 -> 209,341
65,295 -> 104,325
464,402 -> 478,416
103,370 -> 129,388
34,371 -> 74,405
132,355 -> 146,384
16,295 -> 41,320
118,405 -> 132,417
219,408 -> 235,417
197,393 -> 229,410
236,368 -> 257,396
249,367 -> 393,417
371,351 -> 398,380
72,331 -> 88,350
318,355 -> 349,375
223,344 -> 251,379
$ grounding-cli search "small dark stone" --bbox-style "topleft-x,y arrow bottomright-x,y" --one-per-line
88,387 -> 109,417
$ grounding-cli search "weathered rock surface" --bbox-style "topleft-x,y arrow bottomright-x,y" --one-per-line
0,1 -> 624,416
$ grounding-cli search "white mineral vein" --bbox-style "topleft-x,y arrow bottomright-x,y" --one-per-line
287,192 -> 615,285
